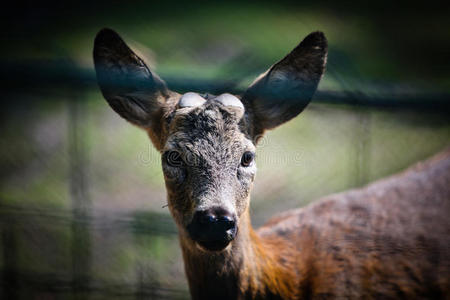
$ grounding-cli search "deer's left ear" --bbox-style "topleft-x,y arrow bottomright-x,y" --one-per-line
242,31 -> 327,138
93,28 -> 175,150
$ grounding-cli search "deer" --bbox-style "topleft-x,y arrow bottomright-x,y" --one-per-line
93,28 -> 450,299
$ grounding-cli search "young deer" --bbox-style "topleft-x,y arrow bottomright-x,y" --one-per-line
93,28 -> 450,299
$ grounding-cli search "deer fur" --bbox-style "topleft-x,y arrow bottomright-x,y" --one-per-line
93,28 -> 450,299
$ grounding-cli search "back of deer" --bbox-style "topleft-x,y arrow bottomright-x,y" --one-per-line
258,148 -> 450,299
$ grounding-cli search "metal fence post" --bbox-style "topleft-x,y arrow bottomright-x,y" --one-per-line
68,95 -> 92,300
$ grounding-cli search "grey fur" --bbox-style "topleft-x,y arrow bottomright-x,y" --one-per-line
163,102 -> 256,229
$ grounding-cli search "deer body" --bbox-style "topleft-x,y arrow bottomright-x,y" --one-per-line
182,149 -> 450,299
93,28 -> 450,299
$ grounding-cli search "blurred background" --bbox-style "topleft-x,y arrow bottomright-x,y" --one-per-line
1,1 -> 449,299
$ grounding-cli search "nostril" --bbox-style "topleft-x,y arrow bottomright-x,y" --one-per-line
191,208 -> 236,234
220,215 -> 236,230
199,213 -> 217,225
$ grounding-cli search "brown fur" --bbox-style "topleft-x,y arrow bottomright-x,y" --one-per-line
177,148 -> 450,299
93,28 -> 450,299
182,149 -> 450,299
256,148 -> 450,299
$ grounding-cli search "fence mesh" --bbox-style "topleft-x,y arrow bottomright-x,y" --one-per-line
1,1 -> 450,299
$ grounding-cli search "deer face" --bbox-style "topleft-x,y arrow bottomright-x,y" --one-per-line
93,28 -> 327,252
162,95 -> 255,251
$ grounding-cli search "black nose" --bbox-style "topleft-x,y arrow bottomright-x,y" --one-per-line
197,211 -> 235,230
187,207 -> 237,251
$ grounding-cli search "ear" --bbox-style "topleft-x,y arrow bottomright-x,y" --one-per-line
93,28 -> 172,145
242,31 -> 327,138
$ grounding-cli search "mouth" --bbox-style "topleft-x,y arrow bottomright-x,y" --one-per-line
196,238 -> 232,252
188,227 -> 237,252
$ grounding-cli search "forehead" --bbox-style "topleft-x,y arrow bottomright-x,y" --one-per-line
164,101 -> 251,153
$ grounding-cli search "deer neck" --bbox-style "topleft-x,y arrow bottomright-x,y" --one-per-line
180,209 -> 299,300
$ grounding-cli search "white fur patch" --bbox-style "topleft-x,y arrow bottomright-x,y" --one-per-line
215,93 -> 244,109
179,92 -> 206,108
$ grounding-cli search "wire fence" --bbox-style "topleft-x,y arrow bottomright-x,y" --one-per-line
1,60 -> 449,299
1,204 -> 183,300
2,60 -> 450,110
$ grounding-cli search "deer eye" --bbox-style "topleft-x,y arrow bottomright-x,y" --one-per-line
241,151 -> 254,167
164,150 -> 184,167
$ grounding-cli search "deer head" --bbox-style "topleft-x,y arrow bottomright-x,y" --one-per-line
93,28 -> 327,252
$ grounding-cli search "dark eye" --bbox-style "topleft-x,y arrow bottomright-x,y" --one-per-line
164,150 -> 184,167
241,151 -> 254,167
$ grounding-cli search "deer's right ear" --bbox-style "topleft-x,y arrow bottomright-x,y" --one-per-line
93,28 -> 171,138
